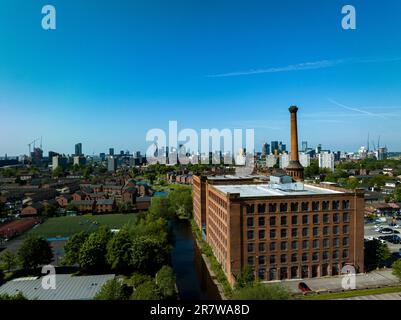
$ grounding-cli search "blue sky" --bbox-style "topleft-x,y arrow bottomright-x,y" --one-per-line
0,0 -> 401,155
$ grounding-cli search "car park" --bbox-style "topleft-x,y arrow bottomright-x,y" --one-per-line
380,228 -> 394,234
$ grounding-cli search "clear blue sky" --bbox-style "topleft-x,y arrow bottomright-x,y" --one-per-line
1,0 -> 401,156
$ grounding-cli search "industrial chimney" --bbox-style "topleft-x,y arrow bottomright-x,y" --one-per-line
285,106 -> 304,181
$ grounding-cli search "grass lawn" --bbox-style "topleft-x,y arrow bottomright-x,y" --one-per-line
26,213 -> 139,238
300,286 -> 401,300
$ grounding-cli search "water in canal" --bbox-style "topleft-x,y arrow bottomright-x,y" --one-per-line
169,219 -> 221,300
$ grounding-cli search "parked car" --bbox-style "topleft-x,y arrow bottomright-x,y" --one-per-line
380,228 -> 394,234
298,282 -> 312,295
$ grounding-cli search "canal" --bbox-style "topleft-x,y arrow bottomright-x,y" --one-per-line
169,219 -> 221,300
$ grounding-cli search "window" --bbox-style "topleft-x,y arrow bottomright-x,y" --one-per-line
343,224 -> 350,234
333,250 -> 339,259
291,253 -> 298,262
302,240 -> 309,250
291,215 -> 298,225
270,216 -> 276,226
332,200 -> 340,210
281,216 -> 288,226
302,215 -> 309,225
323,238 -> 329,248
302,253 -> 308,262
313,239 -> 319,249
323,251 -> 329,260
313,214 -> 319,224
343,212 -> 350,223
312,252 -> 319,261
323,226 -> 329,236
312,201 -> 319,211
270,255 -> 276,264
247,217 -> 254,227
247,230 -> 254,240
280,242 -> 288,251
246,204 -> 255,214
291,228 -> 298,238
280,203 -> 288,212
247,243 -> 254,253
313,227 -> 318,237
269,203 -> 277,213
343,249 -> 349,259
259,230 -> 266,240
270,229 -> 276,239
301,202 -> 309,212
258,203 -> 266,213
333,213 -> 340,223
259,255 -> 266,265
302,228 -> 308,237
343,237 -> 349,246
247,256 -> 254,265
333,238 -> 340,247
291,202 -> 298,212
343,200 -> 350,210
333,226 -> 339,235
258,217 -> 265,226
322,201 -> 329,211
259,242 -> 266,252
281,229 -> 288,239
291,241 -> 298,250
280,254 -> 287,263
323,214 -> 329,224
258,268 -> 266,280
270,242 -> 276,251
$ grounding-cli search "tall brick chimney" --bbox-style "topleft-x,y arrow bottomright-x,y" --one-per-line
286,106 -> 304,181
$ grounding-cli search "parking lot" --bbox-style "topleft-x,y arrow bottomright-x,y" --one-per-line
364,217 -> 401,254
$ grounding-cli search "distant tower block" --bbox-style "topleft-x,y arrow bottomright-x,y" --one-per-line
285,106 -> 304,181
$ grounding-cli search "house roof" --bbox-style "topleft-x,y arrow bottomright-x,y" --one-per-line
136,196 -> 151,202
96,199 -> 115,205
72,200 -> 95,205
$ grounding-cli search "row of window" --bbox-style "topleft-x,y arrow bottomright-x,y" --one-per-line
246,200 -> 350,214
247,249 -> 350,265
247,212 -> 350,228
247,225 -> 350,240
247,237 -> 350,253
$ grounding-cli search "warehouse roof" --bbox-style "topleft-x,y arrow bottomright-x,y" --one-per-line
0,274 -> 115,300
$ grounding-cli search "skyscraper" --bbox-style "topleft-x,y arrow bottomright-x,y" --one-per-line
107,156 -> 117,172
109,148 -> 114,156
262,143 -> 270,156
271,141 -> 279,154
302,141 -> 308,152
75,143 -> 83,156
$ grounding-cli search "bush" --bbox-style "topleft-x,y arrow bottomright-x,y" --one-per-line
232,283 -> 291,300
130,280 -> 162,300
95,278 -> 129,300
156,266 -> 177,299
392,259 -> 401,280
0,292 -> 27,300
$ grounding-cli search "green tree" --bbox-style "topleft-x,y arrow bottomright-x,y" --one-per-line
131,236 -> 170,274
149,196 -> 171,219
52,166 -> 64,178
167,187 -> 193,219
106,228 -> 133,273
364,239 -> 391,270
17,236 -> 53,270
130,280 -> 162,300
392,259 -> 401,280
43,204 -> 58,217
232,283 -> 291,300
235,265 -> 255,289
155,266 -> 177,299
0,292 -> 27,300
78,226 -> 112,273
94,278 -> 129,300
128,273 -> 153,288
0,251 -> 18,272
63,232 -> 89,266
66,202 -> 79,212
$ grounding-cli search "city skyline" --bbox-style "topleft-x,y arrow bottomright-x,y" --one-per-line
1,0 -> 401,155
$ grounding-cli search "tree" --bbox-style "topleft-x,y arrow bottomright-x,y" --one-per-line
106,228 -> 133,273
149,196 -> 171,219
0,292 -> 27,300
232,283 -> 291,300
130,280 -> 161,300
78,226 -> 112,273
392,259 -> 401,280
234,265 -> 255,289
66,202 -> 79,212
167,187 -> 193,219
63,232 -> 88,266
52,166 -> 64,178
364,239 -> 391,270
43,204 -> 58,217
131,235 -> 170,274
155,266 -> 177,299
17,236 -> 53,270
0,251 -> 18,272
128,273 -> 153,288
94,278 -> 129,300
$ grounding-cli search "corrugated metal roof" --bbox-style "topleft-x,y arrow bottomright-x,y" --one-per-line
0,274 -> 115,300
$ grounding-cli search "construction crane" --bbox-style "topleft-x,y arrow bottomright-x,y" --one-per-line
27,138 -> 39,155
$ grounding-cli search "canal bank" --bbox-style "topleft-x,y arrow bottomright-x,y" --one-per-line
169,219 -> 222,300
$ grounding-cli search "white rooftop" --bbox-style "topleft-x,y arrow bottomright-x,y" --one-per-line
213,183 -> 343,198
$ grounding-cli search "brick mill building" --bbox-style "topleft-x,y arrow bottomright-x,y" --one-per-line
192,106 -> 365,286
